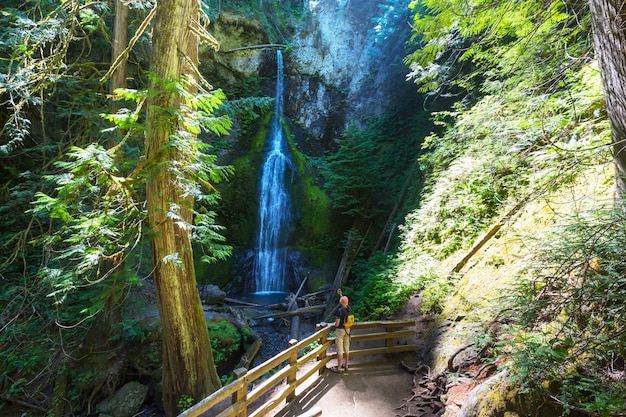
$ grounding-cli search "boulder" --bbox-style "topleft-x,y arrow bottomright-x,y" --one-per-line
96,381 -> 148,417
198,284 -> 227,305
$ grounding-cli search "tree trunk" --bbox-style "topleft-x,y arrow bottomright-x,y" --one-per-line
588,0 -> 626,199
145,0 -> 221,415
322,225 -> 369,320
111,0 -> 128,93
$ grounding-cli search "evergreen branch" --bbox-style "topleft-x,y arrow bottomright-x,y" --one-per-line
109,95 -> 146,154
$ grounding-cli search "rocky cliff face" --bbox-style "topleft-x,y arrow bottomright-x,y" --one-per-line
205,0 -> 416,148
285,0 -> 416,146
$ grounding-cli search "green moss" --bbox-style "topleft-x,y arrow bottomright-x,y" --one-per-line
216,112 -> 272,246
282,122 -> 338,265
211,111 -> 342,284
473,380 -> 561,417
250,112 -> 272,153
207,316 -> 241,367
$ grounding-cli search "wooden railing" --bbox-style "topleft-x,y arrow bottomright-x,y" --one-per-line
178,320 -> 416,417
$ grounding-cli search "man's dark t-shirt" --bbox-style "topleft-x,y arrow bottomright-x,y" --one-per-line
336,306 -> 352,329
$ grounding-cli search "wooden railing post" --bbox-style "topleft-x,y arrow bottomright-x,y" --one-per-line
287,339 -> 298,403
385,323 -> 394,356
232,367 -> 248,417
316,323 -> 328,375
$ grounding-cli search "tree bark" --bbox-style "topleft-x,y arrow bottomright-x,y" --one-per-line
588,0 -> 626,199
145,0 -> 221,415
111,0 -> 128,93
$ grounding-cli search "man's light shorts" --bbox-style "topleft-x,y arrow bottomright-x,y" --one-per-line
335,328 -> 350,355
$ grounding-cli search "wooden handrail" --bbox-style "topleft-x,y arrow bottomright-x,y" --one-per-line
178,320 -> 416,417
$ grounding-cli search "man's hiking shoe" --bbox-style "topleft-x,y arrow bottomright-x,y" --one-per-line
330,366 -> 342,373
342,365 -> 349,373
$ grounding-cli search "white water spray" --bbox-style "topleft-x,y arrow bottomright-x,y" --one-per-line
254,50 -> 294,293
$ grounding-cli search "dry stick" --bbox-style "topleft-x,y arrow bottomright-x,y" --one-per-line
373,160 -> 418,253
287,275 -> 308,311
323,224 -> 372,320
449,190 -> 535,275
288,276 -> 309,341
223,297 -> 265,308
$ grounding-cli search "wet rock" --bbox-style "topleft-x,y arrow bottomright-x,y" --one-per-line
198,284 -> 227,305
97,381 -> 148,417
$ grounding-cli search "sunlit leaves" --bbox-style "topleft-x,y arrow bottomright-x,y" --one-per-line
29,140 -> 145,307
502,205 -> 626,414
406,0 -> 591,95
193,208 -> 232,264
0,1 -> 110,147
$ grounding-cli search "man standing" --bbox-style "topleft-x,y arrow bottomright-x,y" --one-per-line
331,291 -> 351,373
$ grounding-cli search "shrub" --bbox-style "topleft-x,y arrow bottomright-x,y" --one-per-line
501,205 -> 626,415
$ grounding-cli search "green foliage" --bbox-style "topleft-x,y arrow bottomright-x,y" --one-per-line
397,2 -> 618,412
500,205 -> 626,415
406,0 -> 591,97
219,95 -> 273,137
401,60 -> 608,259
177,394 -> 194,413
301,341 -> 320,357
420,272 -> 454,315
322,112 -> 421,223
350,253 -> 414,320
207,316 -> 242,366
1,69 -> 234,410
323,123 -> 383,218
0,0 -> 113,150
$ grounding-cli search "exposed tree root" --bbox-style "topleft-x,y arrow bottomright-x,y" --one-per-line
396,364 -> 447,417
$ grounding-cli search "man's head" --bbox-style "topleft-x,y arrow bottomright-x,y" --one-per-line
339,295 -> 349,307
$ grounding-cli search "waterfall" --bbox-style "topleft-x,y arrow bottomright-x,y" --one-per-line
254,50 -> 293,294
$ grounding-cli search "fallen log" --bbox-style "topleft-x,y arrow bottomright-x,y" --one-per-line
223,297 -> 287,310
223,297 -> 263,307
223,43 -> 287,53
301,288 -> 331,298
235,338 -> 262,370
255,305 -> 324,320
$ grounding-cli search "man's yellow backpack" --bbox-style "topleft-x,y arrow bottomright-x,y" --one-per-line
341,306 -> 354,329
344,311 -> 355,328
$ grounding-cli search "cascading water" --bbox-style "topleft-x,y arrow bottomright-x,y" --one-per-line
254,50 -> 294,294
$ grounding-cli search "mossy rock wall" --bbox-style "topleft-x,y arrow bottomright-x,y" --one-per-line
200,112 -> 341,291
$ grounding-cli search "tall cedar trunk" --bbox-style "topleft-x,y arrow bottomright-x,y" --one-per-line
111,0 -> 128,93
145,0 -> 221,415
588,0 -> 626,199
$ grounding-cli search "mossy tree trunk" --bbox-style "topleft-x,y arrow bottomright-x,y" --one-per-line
588,0 -> 626,199
145,0 -> 221,415
111,0 -> 128,94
